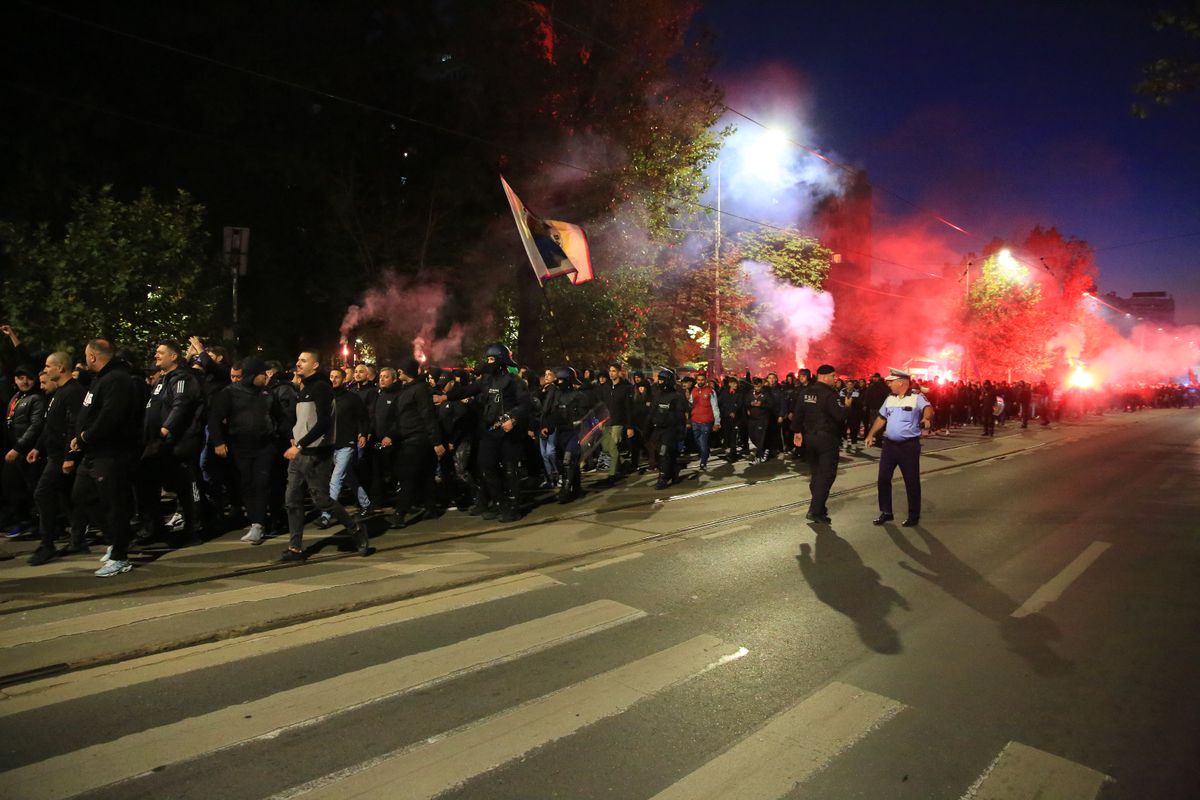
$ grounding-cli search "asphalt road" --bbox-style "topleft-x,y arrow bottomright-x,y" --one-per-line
1,409 -> 1197,800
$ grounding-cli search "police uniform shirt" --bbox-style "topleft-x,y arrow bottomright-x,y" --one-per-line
879,391 -> 930,440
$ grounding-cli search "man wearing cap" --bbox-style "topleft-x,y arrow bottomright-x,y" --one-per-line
792,364 -> 849,524
865,368 -> 934,526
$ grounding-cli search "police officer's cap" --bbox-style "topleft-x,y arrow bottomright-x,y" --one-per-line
816,364 -> 836,375
554,366 -> 577,383
884,367 -> 911,381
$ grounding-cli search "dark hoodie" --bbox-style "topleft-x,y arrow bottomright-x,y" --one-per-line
293,371 -> 335,454
209,367 -> 280,451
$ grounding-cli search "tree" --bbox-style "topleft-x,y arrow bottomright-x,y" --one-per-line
737,227 -> 832,289
965,249 -> 1052,378
1133,3 -> 1200,116
0,185 -> 216,353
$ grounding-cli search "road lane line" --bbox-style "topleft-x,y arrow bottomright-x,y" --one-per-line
276,636 -> 746,800
700,524 -> 750,541
0,573 -> 561,718
649,681 -> 904,800
1011,542 -> 1111,618
0,599 -> 645,800
0,551 -> 489,649
962,741 -> 1111,799
572,552 -> 644,571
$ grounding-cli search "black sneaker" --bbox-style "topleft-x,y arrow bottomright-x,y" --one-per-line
278,548 -> 307,563
64,542 -> 92,556
28,546 -> 58,566
805,511 -> 832,524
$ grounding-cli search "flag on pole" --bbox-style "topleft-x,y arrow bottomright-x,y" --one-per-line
500,176 -> 593,285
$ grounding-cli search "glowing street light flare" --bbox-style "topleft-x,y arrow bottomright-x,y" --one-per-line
996,248 -> 1029,284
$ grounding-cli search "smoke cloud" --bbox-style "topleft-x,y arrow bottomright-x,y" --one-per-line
341,273 -> 474,364
742,260 -> 835,371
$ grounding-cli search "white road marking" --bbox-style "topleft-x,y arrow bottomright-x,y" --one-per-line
962,741 -> 1111,799
700,524 -> 751,540
649,681 -> 904,799
1011,541 -> 1112,618
0,573 -> 561,718
0,600 -> 644,800
572,552 -> 644,571
0,551 -> 489,649
276,636 -> 747,800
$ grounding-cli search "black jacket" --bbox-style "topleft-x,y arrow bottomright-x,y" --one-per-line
447,369 -> 531,431
650,385 -> 688,431
330,385 -> 368,447
718,386 -> 745,422
541,384 -> 593,430
371,383 -> 401,441
792,381 -> 847,437
5,389 -> 46,454
863,380 -> 890,415
38,379 -> 85,460
393,379 -> 443,444
209,380 -> 281,451
143,366 -> 206,455
599,379 -> 634,429
75,359 -> 142,456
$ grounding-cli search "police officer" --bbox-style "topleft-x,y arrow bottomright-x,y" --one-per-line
649,368 -> 688,489
386,357 -> 446,528
791,364 -> 849,524
446,344 -> 531,522
865,368 -> 933,527
540,366 -> 592,503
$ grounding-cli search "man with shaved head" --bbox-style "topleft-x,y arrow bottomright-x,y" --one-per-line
27,352 -> 88,565
71,339 -> 142,577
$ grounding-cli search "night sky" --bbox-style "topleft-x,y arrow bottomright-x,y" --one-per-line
698,0 -> 1200,323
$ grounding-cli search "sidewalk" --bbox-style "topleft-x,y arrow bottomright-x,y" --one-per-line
0,413 -> 1145,685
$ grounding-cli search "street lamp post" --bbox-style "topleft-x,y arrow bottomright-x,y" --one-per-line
709,159 -> 723,376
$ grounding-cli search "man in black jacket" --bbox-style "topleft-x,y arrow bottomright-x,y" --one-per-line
317,366 -> 371,530
28,352 -> 87,565
368,366 -> 401,506
597,364 -> 634,486
72,339 -> 143,577
2,364 -> 46,535
386,358 -> 446,528
792,364 -> 850,524
445,344 -> 531,522
209,357 -> 281,545
137,342 -> 208,547
649,368 -> 689,489
279,350 -> 371,562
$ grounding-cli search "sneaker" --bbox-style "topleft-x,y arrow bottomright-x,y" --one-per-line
95,559 -> 132,577
165,512 -> 185,530
99,546 -> 113,563
28,546 -> 58,566
278,548 -> 307,563
315,515 -> 334,530
241,524 -> 265,545
5,526 -> 26,539
65,541 -> 91,556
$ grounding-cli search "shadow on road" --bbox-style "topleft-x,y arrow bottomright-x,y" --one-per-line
884,525 -> 1074,676
796,529 -> 909,654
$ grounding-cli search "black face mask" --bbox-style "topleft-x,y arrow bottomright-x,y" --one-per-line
480,361 -> 502,376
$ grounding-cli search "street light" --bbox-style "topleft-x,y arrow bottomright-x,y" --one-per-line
708,126 -> 792,376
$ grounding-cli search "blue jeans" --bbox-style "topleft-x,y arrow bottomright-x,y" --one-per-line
539,434 -> 558,482
323,446 -> 370,519
692,422 -> 713,466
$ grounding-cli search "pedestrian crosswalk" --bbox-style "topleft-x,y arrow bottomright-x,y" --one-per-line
0,575 -> 1113,800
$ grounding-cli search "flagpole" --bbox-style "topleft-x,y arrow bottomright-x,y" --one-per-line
539,281 -> 571,364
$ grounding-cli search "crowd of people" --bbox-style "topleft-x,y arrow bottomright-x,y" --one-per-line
1,322 -> 1196,576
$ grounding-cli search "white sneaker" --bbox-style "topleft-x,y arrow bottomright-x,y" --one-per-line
166,512 -> 185,530
95,559 -> 132,577
99,546 -> 113,563
241,524 -> 265,545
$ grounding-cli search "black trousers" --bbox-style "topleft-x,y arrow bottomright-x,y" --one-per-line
804,432 -> 840,515
72,452 -> 135,560
476,428 -> 524,508
394,437 -> 435,515
877,437 -> 921,518
650,426 -> 681,482
230,444 -> 275,525
138,448 -> 204,536
982,412 -> 996,436
35,456 -> 79,549
1,456 -> 41,525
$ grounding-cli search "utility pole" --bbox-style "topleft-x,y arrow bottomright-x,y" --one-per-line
709,160 -> 723,376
